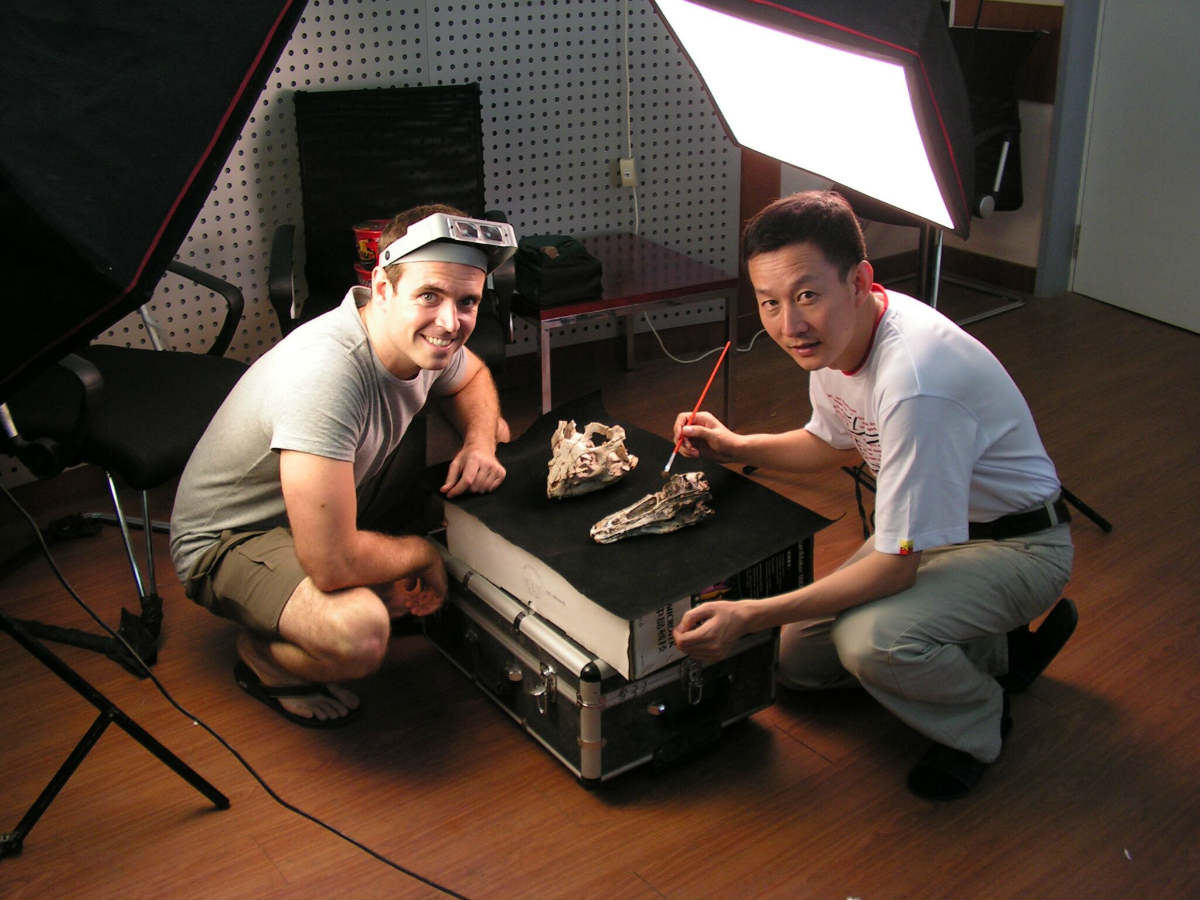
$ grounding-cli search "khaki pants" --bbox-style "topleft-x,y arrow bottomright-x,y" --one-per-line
778,523 -> 1074,763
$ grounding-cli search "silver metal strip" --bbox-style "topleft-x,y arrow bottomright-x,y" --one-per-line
440,546 -> 615,683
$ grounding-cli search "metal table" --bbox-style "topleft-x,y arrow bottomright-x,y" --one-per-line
513,233 -> 739,419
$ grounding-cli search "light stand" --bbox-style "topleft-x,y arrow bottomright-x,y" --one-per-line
0,612 -> 229,859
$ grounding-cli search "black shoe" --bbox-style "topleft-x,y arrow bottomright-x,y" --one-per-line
998,597 -> 1078,693
907,693 -> 1011,801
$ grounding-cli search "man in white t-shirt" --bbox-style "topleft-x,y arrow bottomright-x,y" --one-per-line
170,204 -> 514,728
671,191 -> 1076,799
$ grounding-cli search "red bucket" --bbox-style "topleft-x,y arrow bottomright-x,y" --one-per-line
353,218 -> 390,267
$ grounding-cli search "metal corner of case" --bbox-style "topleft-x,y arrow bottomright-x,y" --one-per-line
580,661 -> 603,682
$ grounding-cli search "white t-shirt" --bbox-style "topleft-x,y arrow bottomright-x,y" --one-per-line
169,286 -> 467,581
805,287 -> 1060,555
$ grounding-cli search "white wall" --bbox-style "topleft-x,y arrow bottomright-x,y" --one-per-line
100,0 -> 742,366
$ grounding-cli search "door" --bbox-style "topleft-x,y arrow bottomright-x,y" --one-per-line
1072,0 -> 1200,333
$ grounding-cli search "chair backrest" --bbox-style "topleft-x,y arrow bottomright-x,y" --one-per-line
293,83 -> 488,324
1,265 -> 247,488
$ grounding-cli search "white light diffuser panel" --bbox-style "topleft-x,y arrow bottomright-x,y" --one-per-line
655,0 -> 953,228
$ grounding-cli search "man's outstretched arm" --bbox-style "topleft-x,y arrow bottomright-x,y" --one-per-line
279,450 -> 447,602
438,349 -> 507,497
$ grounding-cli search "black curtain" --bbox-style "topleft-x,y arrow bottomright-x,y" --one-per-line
292,83 -> 487,322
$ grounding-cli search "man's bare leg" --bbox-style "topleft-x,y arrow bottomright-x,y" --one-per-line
236,578 -> 390,722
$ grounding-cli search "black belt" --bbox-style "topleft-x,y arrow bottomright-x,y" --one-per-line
968,497 -> 1071,541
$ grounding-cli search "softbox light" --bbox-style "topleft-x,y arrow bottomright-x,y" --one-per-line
0,1 -> 305,403
650,0 -> 974,238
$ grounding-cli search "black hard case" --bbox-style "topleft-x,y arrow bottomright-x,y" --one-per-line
425,550 -> 782,785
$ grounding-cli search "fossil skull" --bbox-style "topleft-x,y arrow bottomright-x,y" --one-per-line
590,471 -> 714,543
546,420 -> 639,499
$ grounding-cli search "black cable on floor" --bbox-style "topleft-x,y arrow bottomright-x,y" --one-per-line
0,484 -> 468,900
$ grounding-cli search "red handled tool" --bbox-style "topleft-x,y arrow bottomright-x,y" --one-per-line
662,339 -> 732,477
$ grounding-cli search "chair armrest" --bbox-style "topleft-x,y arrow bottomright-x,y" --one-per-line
488,257 -> 516,343
484,210 -> 515,343
269,224 -> 299,337
1,354 -> 102,478
166,260 -> 245,357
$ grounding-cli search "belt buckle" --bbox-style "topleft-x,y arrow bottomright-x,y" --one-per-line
1045,496 -> 1066,528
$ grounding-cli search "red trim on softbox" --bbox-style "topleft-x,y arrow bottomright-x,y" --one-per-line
123,0 -> 300,300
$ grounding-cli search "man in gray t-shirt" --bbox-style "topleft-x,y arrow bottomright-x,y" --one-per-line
169,204 -> 514,727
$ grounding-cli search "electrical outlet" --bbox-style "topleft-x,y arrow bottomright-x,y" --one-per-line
618,156 -> 637,187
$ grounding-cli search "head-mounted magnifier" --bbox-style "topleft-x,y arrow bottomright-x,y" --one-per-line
377,213 -> 518,273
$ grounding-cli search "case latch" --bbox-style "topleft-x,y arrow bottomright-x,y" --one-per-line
681,658 -> 704,706
530,663 -> 557,715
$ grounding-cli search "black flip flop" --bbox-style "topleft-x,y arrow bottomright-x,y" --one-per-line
233,660 -> 361,729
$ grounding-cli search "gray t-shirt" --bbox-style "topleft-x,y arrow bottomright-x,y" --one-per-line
169,286 -> 467,583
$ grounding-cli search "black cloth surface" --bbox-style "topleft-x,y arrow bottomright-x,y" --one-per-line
439,393 -> 831,620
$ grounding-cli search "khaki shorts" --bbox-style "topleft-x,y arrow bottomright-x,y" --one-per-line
184,527 -> 308,635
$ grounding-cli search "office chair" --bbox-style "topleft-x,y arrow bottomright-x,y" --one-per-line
1,261 -> 248,675
837,26 -> 1046,326
267,82 -> 516,375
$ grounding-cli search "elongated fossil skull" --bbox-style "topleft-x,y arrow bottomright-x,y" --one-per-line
546,420 -> 639,499
590,471 -> 714,543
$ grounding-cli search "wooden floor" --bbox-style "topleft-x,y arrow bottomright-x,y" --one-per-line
1,288 -> 1197,899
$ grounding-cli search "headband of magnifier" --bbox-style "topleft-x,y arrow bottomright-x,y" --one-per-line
377,212 -> 518,273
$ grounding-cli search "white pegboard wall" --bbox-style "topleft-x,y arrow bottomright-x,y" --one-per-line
99,0 -> 739,363
5,1 -> 739,487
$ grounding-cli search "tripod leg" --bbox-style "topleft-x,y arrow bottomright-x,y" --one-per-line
1061,485 -> 1113,533
1,614 -> 228,859
2,713 -> 111,859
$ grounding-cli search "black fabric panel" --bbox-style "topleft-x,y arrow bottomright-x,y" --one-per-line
0,1 -> 304,403
294,84 -> 487,321
441,393 -> 831,620
950,26 -> 1045,212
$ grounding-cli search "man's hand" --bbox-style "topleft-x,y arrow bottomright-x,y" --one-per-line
440,442 -> 506,497
378,545 -> 449,617
673,600 -> 749,664
386,575 -> 443,617
672,410 -> 743,463
439,350 -> 508,498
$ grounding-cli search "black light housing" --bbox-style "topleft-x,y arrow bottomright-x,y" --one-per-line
0,2 -> 305,402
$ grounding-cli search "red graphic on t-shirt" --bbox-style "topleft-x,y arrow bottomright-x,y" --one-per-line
829,394 -> 880,471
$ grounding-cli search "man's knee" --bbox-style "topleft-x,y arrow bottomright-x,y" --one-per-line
287,582 -> 391,677
331,592 -> 392,674
777,618 -> 854,689
831,606 -> 915,685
